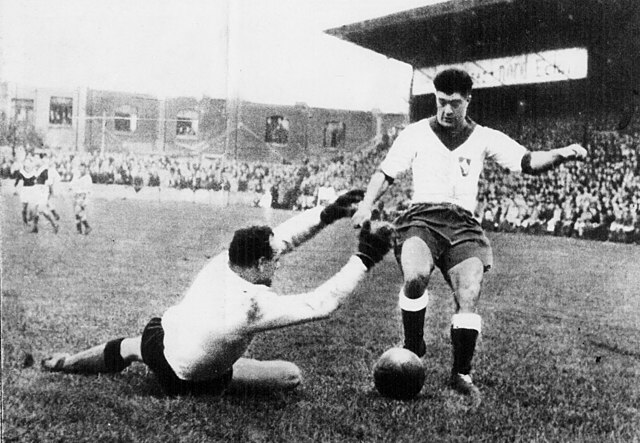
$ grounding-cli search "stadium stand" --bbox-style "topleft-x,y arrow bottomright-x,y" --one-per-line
1,115 -> 638,244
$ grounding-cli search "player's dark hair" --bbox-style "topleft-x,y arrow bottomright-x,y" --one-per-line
433,68 -> 473,96
228,225 -> 274,268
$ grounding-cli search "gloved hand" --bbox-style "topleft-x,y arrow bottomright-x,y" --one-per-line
320,189 -> 365,224
557,143 -> 588,161
356,220 -> 396,270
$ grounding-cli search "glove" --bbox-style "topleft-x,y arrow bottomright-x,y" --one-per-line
558,144 -> 587,161
356,220 -> 396,270
320,189 -> 365,224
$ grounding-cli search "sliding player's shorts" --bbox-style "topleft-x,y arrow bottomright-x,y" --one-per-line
140,317 -> 233,396
393,202 -> 493,273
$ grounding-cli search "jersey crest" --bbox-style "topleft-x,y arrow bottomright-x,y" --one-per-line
458,157 -> 471,176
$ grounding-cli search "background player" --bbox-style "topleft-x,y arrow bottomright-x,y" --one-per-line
41,153 -> 62,222
352,68 -> 587,406
13,156 -> 38,231
31,155 -> 60,234
42,191 -> 396,396
69,163 -> 93,235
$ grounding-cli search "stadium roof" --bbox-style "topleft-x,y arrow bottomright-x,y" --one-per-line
325,0 -> 639,69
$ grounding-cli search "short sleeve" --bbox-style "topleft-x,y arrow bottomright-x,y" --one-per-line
484,128 -> 528,173
379,126 -> 418,179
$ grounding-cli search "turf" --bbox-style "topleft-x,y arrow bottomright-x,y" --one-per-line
2,192 -> 639,442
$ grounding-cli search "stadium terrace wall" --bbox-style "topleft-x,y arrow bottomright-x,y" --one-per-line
85,90 -> 161,153
1,82 -> 407,160
226,101 -> 406,163
162,96 -> 228,155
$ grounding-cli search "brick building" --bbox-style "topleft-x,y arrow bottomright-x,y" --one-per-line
1,83 -> 86,151
1,82 -> 406,160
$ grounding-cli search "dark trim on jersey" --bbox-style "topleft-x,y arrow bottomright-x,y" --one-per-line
36,168 -> 49,185
14,170 -> 37,187
521,150 -> 561,175
428,116 -> 477,151
521,152 -> 533,174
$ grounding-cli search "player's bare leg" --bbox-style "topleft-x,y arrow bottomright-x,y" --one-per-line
29,205 -> 39,233
39,208 -> 59,234
82,219 -> 92,235
227,358 -> 302,393
74,198 -> 91,235
42,336 -> 142,373
398,236 -> 435,358
48,197 -> 60,221
75,214 -> 83,234
21,203 -> 29,225
447,257 -> 484,407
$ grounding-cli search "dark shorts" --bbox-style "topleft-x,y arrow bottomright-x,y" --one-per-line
141,317 -> 233,396
393,203 -> 493,273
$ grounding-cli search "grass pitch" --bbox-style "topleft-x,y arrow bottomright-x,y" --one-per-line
2,192 -> 639,442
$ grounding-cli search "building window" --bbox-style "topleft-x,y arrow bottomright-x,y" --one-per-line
49,97 -> 73,125
114,105 -> 137,132
323,121 -> 346,148
12,99 -> 34,124
176,110 -> 199,136
265,115 -> 289,144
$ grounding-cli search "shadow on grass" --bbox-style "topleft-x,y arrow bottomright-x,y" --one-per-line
38,365 -> 305,408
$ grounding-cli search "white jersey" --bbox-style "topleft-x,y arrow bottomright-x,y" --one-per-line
161,206 -> 367,381
46,167 -> 61,193
70,174 -> 93,195
34,167 -> 50,206
379,119 -> 527,213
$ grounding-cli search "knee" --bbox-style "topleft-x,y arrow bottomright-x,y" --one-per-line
404,276 -> 429,299
400,242 -> 433,299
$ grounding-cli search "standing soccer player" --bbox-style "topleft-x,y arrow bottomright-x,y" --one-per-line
42,153 -> 62,222
69,163 -> 93,235
31,156 -> 60,234
42,191 -> 396,396
13,156 -> 38,231
352,68 -> 587,406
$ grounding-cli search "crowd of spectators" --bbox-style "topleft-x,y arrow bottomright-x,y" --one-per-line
1,114 -> 638,244
474,117 -> 639,244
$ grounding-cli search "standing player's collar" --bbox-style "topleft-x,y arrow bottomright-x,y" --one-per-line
429,117 -> 477,151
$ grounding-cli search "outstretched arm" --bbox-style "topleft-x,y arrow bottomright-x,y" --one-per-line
351,171 -> 393,227
521,143 -> 587,174
271,189 -> 364,255
247,221 -> 396,333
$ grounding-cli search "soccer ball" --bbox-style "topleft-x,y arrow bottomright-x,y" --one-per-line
373,348 -> 425,399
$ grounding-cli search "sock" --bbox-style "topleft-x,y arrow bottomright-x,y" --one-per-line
32,215 -> 39,231
399,287 -> 429,357
402,310 -> 426,357
451,313 -> 481,375
51,209 -> 60,220
82,220 -> 90,230
60,338 -> 129,373
22,206 -> 28,224
103,338 -> 130,372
